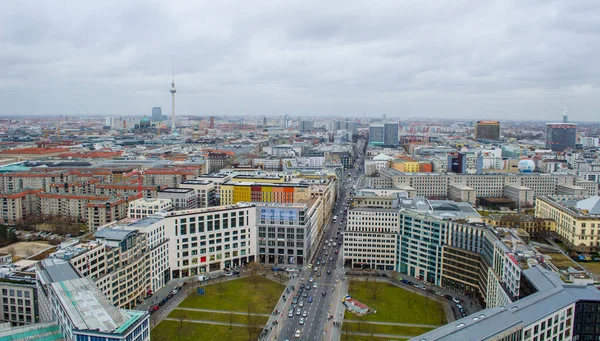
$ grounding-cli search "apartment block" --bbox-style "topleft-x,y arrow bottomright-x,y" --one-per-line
0,189 -> 42,225
143,167 -> 200,187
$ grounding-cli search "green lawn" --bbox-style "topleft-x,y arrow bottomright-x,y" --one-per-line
168,309 -> 269,325
343,321 -> 433,336
179,276 -> 285,314
578,261 -> 600,279
345,281 -> 446,326
152,320 -> 255,341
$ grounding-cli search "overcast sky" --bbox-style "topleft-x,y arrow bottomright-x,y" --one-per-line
2,1 -> 600,121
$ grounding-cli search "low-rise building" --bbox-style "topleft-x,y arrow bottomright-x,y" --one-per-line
535,195 -> 600,253
128,198 -> 173,219
158,188 -> 197,210
179,180 -> 218,208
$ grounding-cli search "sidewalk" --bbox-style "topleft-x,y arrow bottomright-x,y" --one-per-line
342,320 -> 440,328
173,307 -> 271,317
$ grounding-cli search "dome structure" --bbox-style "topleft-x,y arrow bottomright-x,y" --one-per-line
518,159 -> 535,173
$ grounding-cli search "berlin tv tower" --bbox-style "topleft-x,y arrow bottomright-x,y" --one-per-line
170,63 -> 177,131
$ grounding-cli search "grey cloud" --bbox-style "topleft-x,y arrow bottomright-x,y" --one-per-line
1,0 -> 600,120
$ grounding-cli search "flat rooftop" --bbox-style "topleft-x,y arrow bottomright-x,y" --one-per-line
159,187 -> 194,193
51,277 -> 130,333
408,265 -> 600,341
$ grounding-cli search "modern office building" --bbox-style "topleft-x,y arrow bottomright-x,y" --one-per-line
256,199 -> 324,266
474,120 -> 501,141
55,228 -> 151,310
35,258 -> 150,341
546,123 -> 577,151
219,181 -> 310,205
368,123 -> 385,145
0,277 -> 39,326
409,265 -> 600,341
383,121 -> 399,146
151,107 -> 162,122
299,120 -> 314,132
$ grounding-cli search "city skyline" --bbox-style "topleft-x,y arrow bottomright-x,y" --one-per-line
2,2 -> 600,120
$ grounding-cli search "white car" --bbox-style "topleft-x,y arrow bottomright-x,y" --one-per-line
302,311 -> 307,317
299,301 -> 304,307
288,310 -> 294,318
309,277 -> 314,282
295,330 -> 301,338
452,297 -> 461,304
312,283 -> 317,288
296,309 -> 301,315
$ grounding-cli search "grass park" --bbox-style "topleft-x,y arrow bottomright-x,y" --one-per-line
152,276 -> 284,341
345,280 -> 447,325
342,280 -> 445,340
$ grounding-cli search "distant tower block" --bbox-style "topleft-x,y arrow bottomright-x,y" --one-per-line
263,117 -> 267,126
170,63 -> 177,131
209,116 -> 214,129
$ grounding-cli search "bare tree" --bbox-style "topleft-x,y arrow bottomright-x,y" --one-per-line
391,270 -> 400,282
369,277 -> 381,301
342,321 -> 350,341
246,303 -> 260,341
246,262 -> 261,289
369,324 -> 376,341
264,293 -> 276,311
172,309 -> 188,341
216,279 -> 225,298
229,312 -> 235,331
357,315 -> 365,332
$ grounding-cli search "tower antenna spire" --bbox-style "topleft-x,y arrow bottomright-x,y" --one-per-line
170,62 -> 177,131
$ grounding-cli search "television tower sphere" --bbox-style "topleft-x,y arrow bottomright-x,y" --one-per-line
518,159 -> 535,173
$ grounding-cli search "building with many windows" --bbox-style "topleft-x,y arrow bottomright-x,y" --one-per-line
158,187 -> 197,210
180,180 -> 218,208
410,265 -> 600,341
474,120 -> 501,141
546,123 -> 577,152
0,277 -> 38,326
35,258 -> 150,341
256,198 -> 324,266
535,195 -> 600,253
128,198 -> 173,219
52,228 -> 151,310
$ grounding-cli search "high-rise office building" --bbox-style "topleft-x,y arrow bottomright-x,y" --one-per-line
546,123 -> 577,151
299,120 -> 314,132
151,107 -> 162,122
474,120 -> 500,141
383,121 -> 399,146
368,123 -> 385,145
